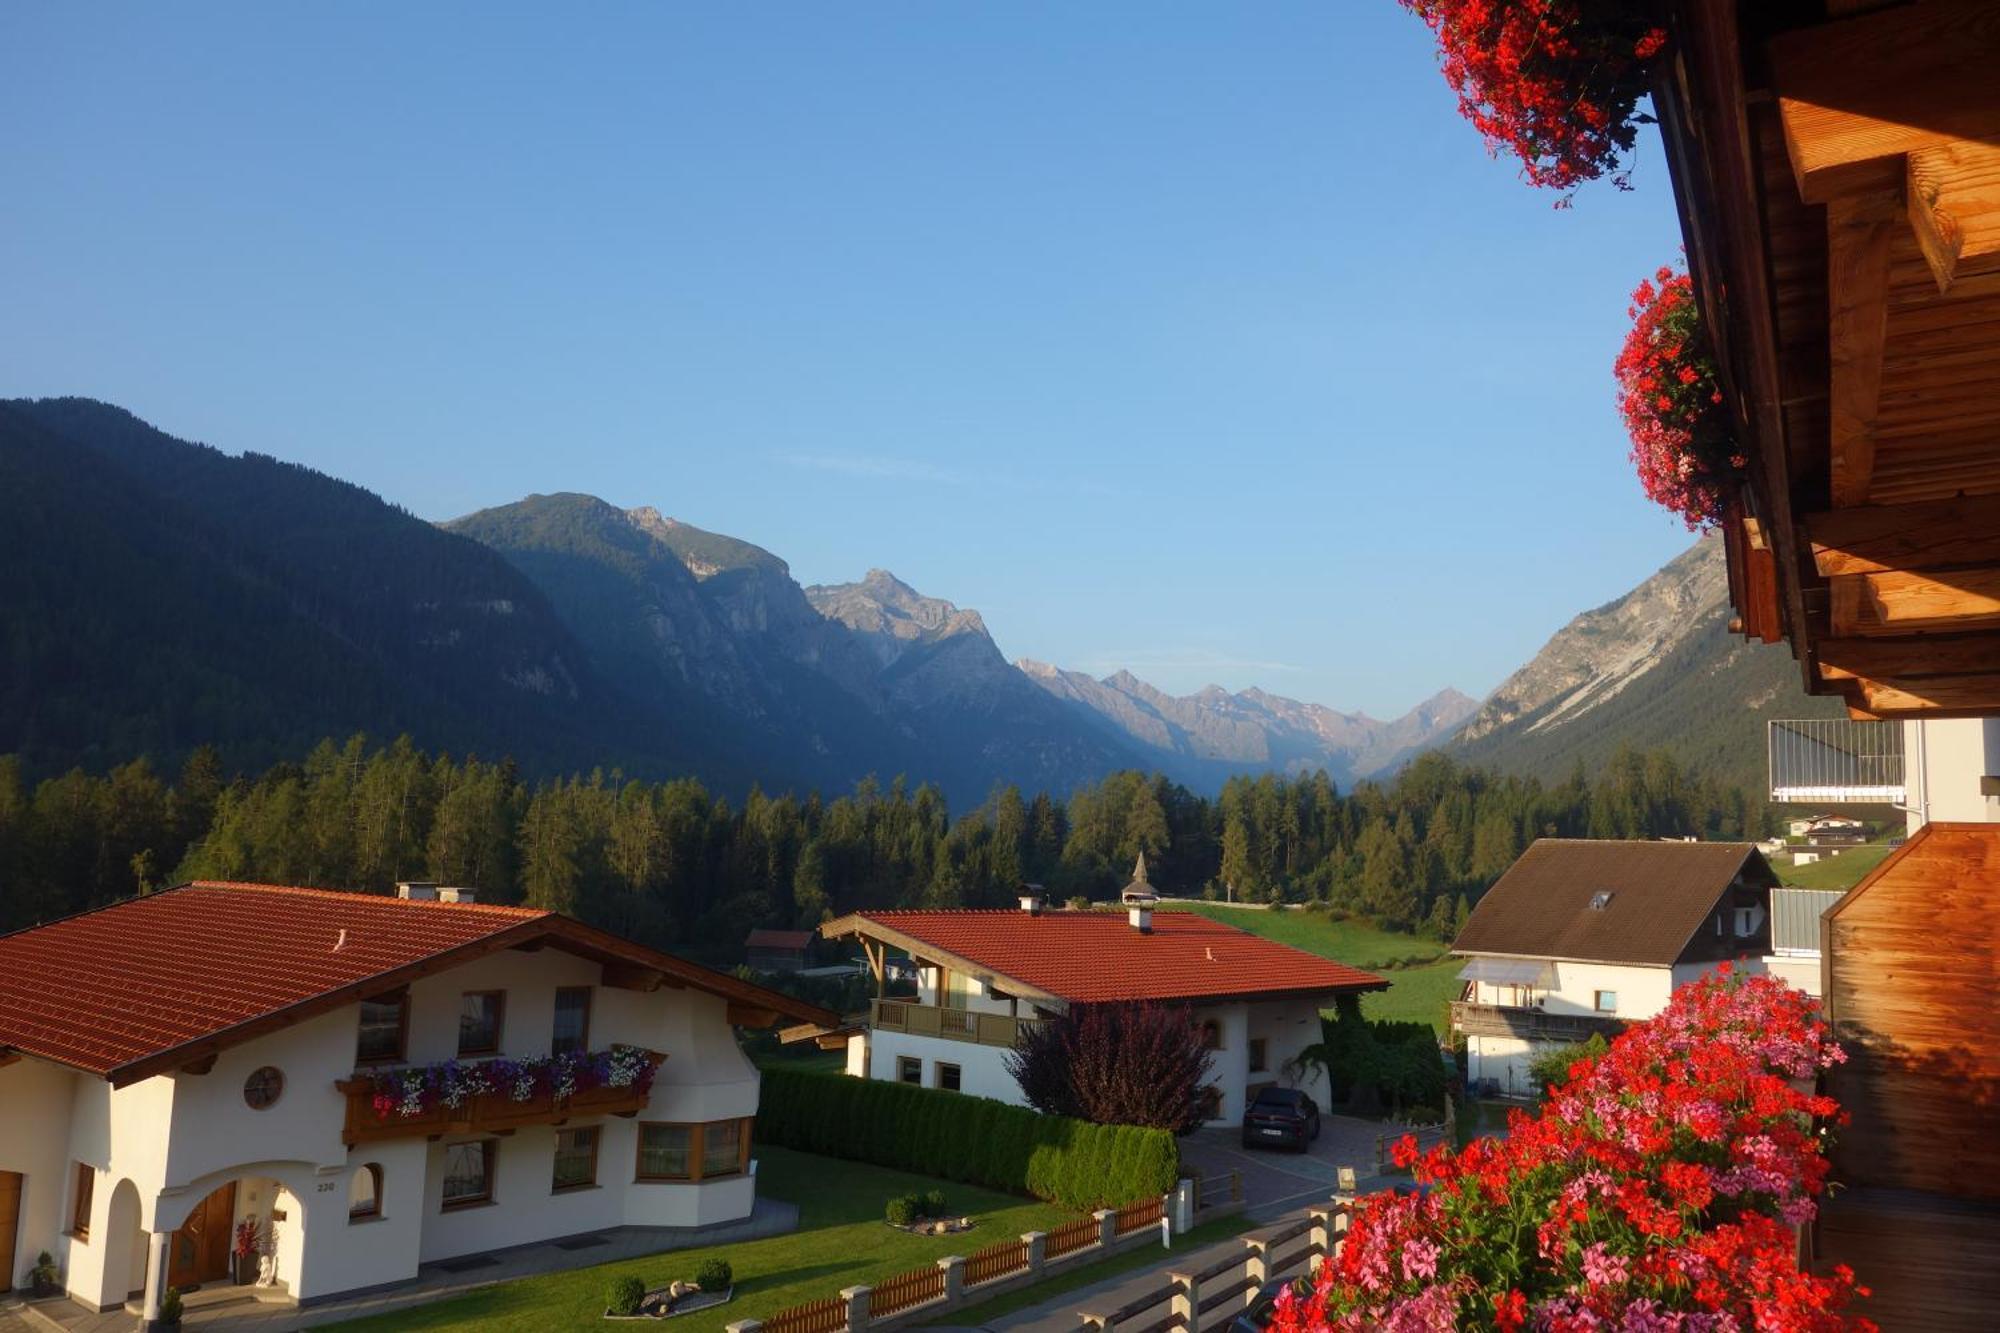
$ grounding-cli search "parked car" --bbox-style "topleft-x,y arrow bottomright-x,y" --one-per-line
1242,1086 -> 1320,1151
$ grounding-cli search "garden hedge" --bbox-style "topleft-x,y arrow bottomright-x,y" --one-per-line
756,1068 -> 1178,1210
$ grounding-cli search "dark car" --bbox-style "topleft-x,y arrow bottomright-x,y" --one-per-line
1241,1086 -> 1320,1151
1228,1276 -> 1302,1333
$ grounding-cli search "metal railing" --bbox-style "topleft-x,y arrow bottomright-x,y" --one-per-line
1448,1002 -> 1625,1042
1768,718 -> 1905,805
870,998 -> 1045,1048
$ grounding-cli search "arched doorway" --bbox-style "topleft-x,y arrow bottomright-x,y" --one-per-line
167,1181 -> 236,1289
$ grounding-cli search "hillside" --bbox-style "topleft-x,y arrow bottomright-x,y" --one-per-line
1451,537 -> 1844,792
0,398 -> 677,778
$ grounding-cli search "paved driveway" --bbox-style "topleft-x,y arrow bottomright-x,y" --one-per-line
1179,1115 -> 1394,1219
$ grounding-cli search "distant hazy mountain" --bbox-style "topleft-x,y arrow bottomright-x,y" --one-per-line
1018,660 -> 1479,789
450,499 -> 1145,804
0,399 -> 679,777
1451,535 -> 1844,791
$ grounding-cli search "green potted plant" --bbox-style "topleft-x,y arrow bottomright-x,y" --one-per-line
24,1250 -> 59,1298
158,1287 -> 184,1330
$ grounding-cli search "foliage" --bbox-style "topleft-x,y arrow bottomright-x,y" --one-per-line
693,1258 -> 732,1292
606,1275 -> 647,1317
885,1194 -> 921,1227
159,1288 -> 184,1325
1270,971 -> 1872,1331
366,1047 -> 656,1118
0,734 -> 1769,958
755,1068 -> 1176,1210
922,1188 -> 947,1218
1617,265 -> 1740,529
1401,0 -> 1668,198
1291,1012 -> 1448,1115
25,1250 -> 57,1293
1526,1032 -> 1610,1095
1006,1002 -> 1213,1133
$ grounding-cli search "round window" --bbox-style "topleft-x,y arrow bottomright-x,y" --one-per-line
244,1066 -> 285,1110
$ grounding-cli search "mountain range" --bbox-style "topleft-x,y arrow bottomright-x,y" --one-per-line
1,398 -> 1830,803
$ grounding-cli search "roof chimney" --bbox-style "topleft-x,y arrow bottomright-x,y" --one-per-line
396,881 -> 438,901
1121,853 -> 1157,932
436,886 -> 477,904
1018,883 -> 1047,916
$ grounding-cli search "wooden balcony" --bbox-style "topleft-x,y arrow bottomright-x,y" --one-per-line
336,1049 -> 665,1146
1449,1002 -> 1624,1043
870,998 -> 1043,1049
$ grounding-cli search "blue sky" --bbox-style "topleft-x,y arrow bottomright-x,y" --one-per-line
1,3 -> 1695,717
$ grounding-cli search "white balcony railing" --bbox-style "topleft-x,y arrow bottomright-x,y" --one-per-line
1768,718 -> 1906,805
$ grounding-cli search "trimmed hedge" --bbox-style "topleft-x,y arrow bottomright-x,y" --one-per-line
757,1068 -> 1177,1210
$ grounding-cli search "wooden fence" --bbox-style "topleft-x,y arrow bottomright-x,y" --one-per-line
762,1292 -> 848,1333
867,1264 -> 945,1319
965,1237 -> 1031,1287
1114,1195 -> 1165,1236
1194,1170 -> 1243,1211
1079,1204 -> 1353,1333
1045,1212 -> 1102,1261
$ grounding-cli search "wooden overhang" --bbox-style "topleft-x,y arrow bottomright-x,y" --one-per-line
817,912 -> 1072,1013
1659,0 -> 2000,717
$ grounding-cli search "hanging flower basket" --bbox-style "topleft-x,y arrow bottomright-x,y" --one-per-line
1401,0 -> 1669,199
1616,264 -> 1741,530
362,1046 -> 661,1121
1266,970 -> 1874,1331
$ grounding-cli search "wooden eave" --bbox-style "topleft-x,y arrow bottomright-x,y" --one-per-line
99,912 -> 836,1088
818,913 -> 1072,1012
1661,0 -> 2000,718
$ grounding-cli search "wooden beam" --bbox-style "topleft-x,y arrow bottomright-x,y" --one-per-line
0,1052 -> 19,1072
1817,632 -> 2000,682
179,1054 -> 218,1076
726,1003 -> 780,1029
600,962 -> 669,992
1809,493 -> 2000,575
1827,190 -> 1898,507
1857,671 -> 2000,713
1907,142 -> 2000,293
1770,0 -> 2000,205
1831,566 -> 2000,635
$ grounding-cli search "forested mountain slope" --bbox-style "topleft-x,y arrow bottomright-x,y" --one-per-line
0,398 -> 677,778
1450,537 -> 1844,792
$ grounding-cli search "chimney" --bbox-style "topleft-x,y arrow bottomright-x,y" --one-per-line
1128,902 -> 1153,933
437,886 -> 477,904
1018,883 -> 1046,916
396,881 -> 438,901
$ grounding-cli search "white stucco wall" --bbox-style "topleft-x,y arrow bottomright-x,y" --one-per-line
0,1059 -> 80,1297
866,1029 -> 1022,1102
10,943 -> 765,1307
1763,953 -> 1821,997
1906,717 -> 2000,832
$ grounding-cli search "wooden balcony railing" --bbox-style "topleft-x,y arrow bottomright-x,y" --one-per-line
335,1049 -> 665,1146
1448,1002 -> 1625,1043
870,998 -> 1043,1049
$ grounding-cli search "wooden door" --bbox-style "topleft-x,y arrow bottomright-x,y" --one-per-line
0,1171 -> 21,1294
167,1182 -> 236,1289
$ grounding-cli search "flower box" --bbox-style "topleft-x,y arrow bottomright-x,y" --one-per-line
338,1047 -> 664,1146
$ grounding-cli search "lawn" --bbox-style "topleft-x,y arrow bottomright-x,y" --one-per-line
1777,843 -> 1893,891
1164,903 -> 1457,1032
321,1148 -> 1076,1333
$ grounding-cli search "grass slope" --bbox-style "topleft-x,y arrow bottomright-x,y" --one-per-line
1776,843 -> 1894,890
1162,903 -> 1455,1032
322,1148 -> 1074,1333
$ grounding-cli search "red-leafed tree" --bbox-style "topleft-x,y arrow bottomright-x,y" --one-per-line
1007,1001 -> 1213,1133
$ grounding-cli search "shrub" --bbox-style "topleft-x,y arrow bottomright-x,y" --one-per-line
606,1275 -> 647,1317
1005,1001 -> 1212,1132
694,1258 -> 733,1292
159,1289 -> 184,1326
885,1194 -> 921,1227
757,1069 -> 1175,1208
1526,1032 -> 1609,1095
920,1189 -> 947,1218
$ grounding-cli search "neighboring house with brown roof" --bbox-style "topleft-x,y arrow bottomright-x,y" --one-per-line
802,863 -> 1386,1125
1451,840 -> 1777,1096
743,927 -> 815,973
0,880 -> 832,1320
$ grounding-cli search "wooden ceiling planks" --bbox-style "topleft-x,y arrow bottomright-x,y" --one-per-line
1664,0 -> 2000,717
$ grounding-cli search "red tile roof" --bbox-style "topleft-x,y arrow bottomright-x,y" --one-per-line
824,908 -> 1386,1005
0,881 -> 834,1082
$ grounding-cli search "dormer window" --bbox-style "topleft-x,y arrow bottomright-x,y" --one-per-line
1589,891 -> 1614,911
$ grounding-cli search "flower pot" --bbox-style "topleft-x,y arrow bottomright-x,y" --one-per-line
233,1253 -> 258,1285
